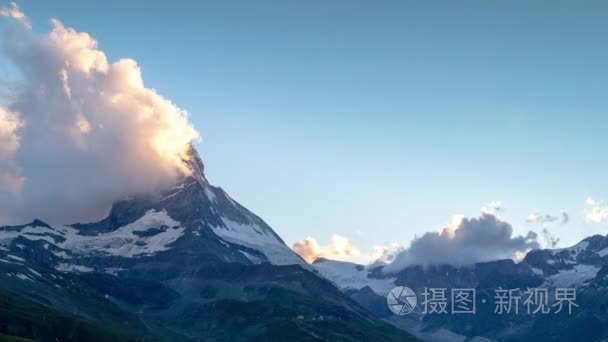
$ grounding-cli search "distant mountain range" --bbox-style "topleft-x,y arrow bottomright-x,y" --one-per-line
0,146 -> 415,341
312,235 -> 608,341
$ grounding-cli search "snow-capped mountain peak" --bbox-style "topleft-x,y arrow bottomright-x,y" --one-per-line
0,146 -> 409,341
0,146 -> 305,275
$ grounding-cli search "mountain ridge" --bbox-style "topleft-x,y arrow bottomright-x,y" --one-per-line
312,234 -> 608,341
0,146 -> 416,341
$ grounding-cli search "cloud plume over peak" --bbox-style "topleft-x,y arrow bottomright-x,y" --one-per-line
382,214 -> 540,273
0,5 -> 200,224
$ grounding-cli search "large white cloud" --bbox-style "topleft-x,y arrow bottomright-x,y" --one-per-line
382,214 -> 539,273
583,197 -> 608,224
0,4 -> 200,224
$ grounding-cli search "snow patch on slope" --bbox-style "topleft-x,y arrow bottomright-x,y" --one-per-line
56,263 -> 94,273
239,250 -> 264,264
205,186 -> 217,202
598,247 -> 608,257
530,267 -> 544,275
544,264 -> 600,288
60,210 -> 185,257
313,259 -> 397,295
104,267 -> 126,275
7,254 -> 24,262
15,273 -> 35,281
0,210 -> 186,260
211,217 -> 304,266
161,181 -> 197,202
0,226 -> 62,244
551,241 -> 589,257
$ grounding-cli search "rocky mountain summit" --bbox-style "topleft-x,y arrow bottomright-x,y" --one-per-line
0,147 -> 415,341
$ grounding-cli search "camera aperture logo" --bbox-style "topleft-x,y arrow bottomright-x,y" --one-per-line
387,286 -> 417,315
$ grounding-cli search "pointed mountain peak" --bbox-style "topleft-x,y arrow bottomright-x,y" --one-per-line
29,219 -> 52,228
183,143 -> 207,185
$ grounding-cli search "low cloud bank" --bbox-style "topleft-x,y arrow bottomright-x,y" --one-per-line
382,214 -> 540,273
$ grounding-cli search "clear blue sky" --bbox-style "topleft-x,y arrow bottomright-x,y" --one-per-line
6,0 -> 608,253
